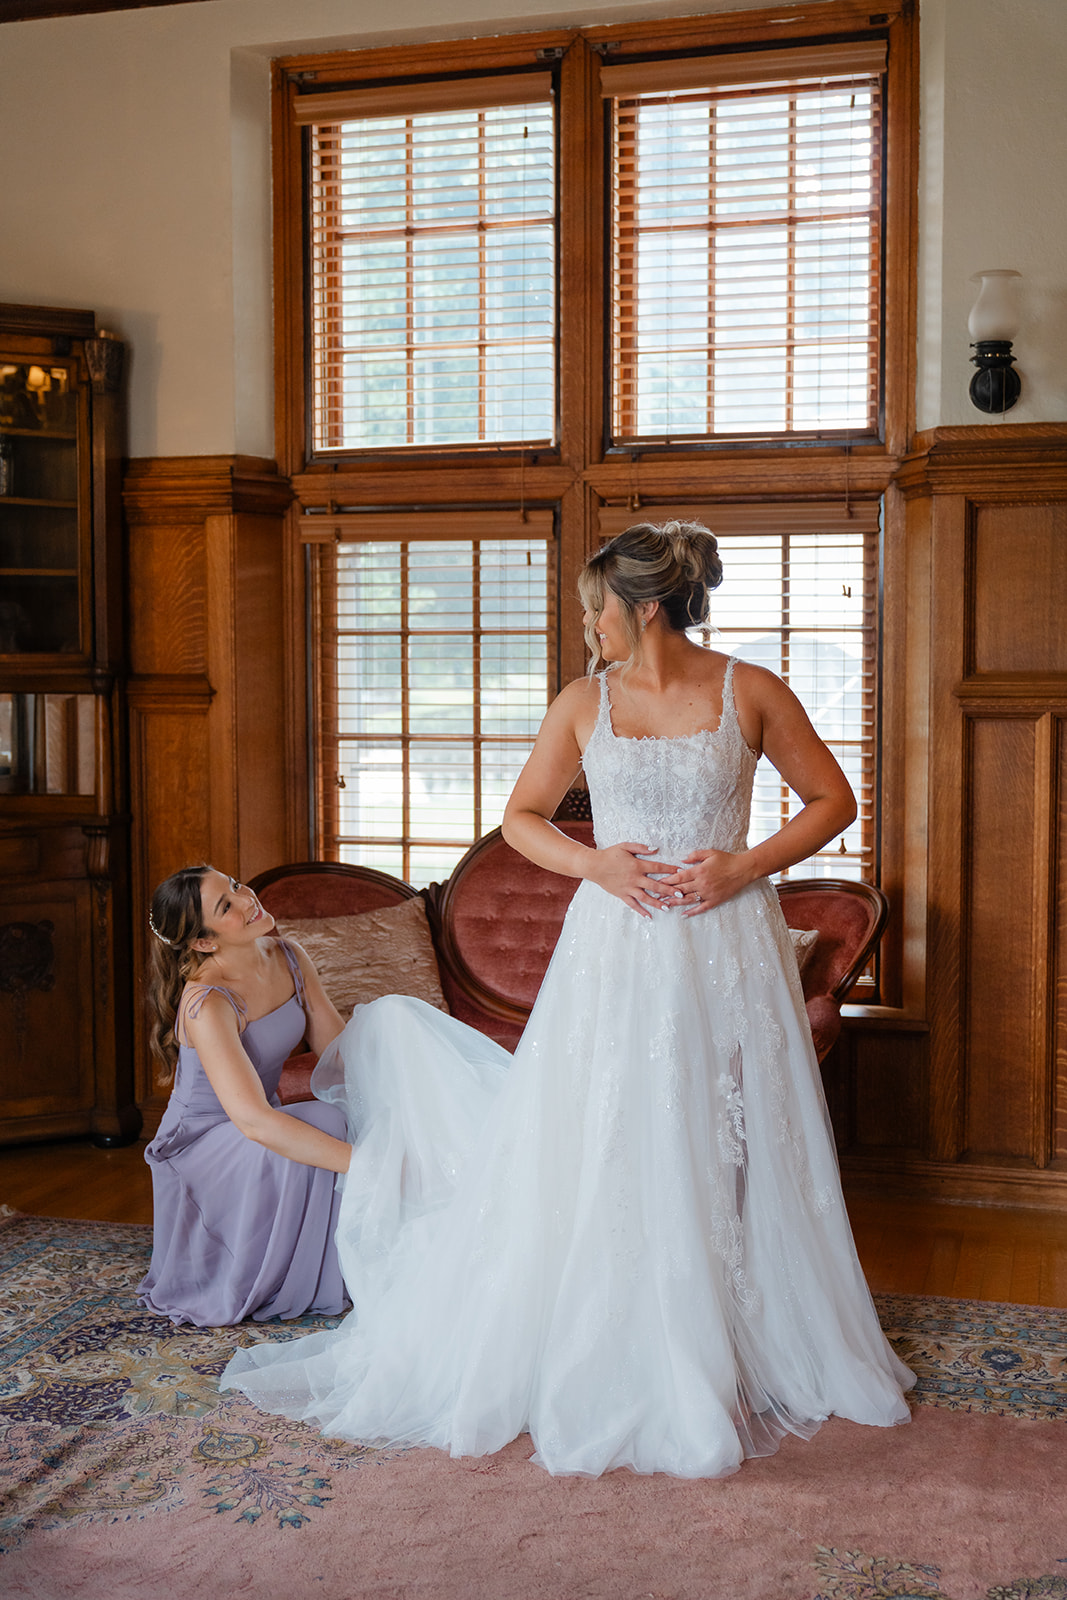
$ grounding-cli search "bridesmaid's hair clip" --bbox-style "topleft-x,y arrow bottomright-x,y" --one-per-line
148,913 -> 179,949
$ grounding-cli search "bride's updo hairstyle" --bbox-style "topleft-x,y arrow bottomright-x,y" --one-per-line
579,520 -> 723,673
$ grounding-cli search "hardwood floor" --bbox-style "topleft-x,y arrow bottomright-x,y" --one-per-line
844,1191 -> 1067,1308
3,1138 -> 1067,1309
0,1138 -> 153,1226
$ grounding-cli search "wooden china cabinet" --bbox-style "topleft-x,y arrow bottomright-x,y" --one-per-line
0,303 -> 139,1146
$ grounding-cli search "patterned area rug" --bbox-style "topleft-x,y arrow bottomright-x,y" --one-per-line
0,1212 -> 387,1543
1,1211 -> 1066,1599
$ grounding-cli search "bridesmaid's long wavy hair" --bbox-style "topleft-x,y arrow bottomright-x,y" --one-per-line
578,520 -> 724,674
146,864 -> 214,1080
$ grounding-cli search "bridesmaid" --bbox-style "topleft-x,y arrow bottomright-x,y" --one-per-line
138,864 -> 352,1327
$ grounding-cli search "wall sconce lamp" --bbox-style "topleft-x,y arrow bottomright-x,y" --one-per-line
968,269 -> 1022,413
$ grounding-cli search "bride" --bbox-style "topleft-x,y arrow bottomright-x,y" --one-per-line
222,520 -> 913,1478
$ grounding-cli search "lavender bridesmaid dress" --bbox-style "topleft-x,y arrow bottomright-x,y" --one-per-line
138,940 -> 348,1327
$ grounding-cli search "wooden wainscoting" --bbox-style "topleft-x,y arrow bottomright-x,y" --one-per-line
853,423 -> 1067,1208
123,457 -> 297,1132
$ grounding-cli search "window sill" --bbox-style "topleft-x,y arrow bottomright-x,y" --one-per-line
840,1005 -> 929,1031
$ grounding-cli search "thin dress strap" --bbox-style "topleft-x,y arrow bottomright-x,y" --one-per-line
720,655 -> 738,732
176,984 -> 247,1046
720,654 -> 758,757
597,668 -> 617,732
274,936 -> 307,1009
581,669 -> 614,764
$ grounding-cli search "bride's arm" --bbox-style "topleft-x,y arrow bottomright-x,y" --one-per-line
502,679 -> 678,919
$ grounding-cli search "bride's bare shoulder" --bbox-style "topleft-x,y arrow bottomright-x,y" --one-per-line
731,657 -> 795,704
552,674 -> 601,714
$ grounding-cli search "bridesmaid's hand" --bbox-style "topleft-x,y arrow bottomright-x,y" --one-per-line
658,849 -> 759,915
587,843 -> 678,919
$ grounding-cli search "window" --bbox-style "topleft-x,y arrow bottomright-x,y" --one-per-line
606,45 -> 885,443
303,79 -> 556,451
276,5 -> 914,906
303,511 -> 553,883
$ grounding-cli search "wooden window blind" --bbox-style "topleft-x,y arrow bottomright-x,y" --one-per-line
598,502 -> 879,881
302,510 -> 554,885
306,77 -> 556,453
606,44 -> 885,444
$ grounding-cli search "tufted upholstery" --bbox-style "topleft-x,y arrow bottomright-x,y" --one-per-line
254,849 -> 889,1101
430,822 -> 594,1017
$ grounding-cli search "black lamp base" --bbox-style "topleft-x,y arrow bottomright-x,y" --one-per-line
969,339 -> 1021,413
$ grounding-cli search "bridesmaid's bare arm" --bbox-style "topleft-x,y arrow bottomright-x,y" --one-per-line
185,994 -> 351,1173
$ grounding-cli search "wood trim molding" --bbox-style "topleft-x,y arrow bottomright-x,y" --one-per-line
0,300 -> 95,335
124,456 -> 292,523
278,28 -> 579,86
126,674 -> 214,712
291,452 -> 900,512
955,678 -> 1067,709
842,1154 -> 1067,1212
895,423 -> 1067,499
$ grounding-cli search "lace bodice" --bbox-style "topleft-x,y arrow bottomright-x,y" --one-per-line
581,657 -> 757,859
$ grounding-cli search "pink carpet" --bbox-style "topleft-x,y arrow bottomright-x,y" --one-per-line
2,1214 -> 1065,1599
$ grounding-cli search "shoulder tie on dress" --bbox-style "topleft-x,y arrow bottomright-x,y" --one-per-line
274,936 -> 307,1010
177,983 -> 247,1045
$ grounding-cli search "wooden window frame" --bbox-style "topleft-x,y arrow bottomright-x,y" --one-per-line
271,0 -> 917,1001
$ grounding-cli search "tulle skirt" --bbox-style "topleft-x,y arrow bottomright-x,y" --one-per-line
222,878 -> 913,1477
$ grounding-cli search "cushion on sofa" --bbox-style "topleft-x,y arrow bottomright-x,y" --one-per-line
277,896 -> 449,1019
788,926 -> 819,973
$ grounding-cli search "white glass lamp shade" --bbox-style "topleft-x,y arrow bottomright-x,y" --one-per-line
968,269 -> 1021,341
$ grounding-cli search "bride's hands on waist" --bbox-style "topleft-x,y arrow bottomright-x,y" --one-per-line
657,849 -> 760,915
587,843 -> 679,920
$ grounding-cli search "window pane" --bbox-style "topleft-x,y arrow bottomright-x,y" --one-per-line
336,741 -> 403,838
409,744 -> 475,840
480,634 -> 548,738
480,741 -> 532,825
337,637 -> 402,734
409,637 -> 474,733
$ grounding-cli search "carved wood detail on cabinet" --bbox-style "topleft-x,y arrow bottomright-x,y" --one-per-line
123,457 -> 292,1130
0,880 -> 92,1119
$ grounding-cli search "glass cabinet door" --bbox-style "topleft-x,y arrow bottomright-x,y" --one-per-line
0,358 -> 83,656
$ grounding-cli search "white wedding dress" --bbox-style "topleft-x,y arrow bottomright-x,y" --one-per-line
222,659 -> 913,1477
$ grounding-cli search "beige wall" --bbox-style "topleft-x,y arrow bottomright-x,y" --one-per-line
917,0 -> 1067,428
1,0 -> 1065,452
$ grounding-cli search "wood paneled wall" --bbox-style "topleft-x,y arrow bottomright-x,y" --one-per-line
123,457 -> 295,1130
836,423 -> 1067,1207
